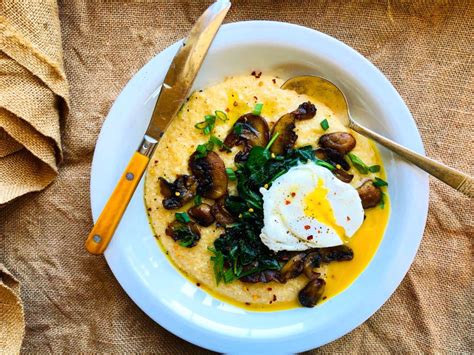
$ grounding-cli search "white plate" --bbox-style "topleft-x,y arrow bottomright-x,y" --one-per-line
90,21 -> 429,353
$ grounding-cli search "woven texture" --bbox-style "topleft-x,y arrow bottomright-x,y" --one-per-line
0,0 -> 69,206
1,0 -> 473,353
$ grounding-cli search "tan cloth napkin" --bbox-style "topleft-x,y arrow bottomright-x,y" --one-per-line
0,0 -> 69,205
0,0 -> 472,353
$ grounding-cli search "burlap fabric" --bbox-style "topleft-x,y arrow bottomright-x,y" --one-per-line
0,0 -> 69,206
1,0 -> 472,353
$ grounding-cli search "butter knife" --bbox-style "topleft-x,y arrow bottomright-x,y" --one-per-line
85,0 -> 231,255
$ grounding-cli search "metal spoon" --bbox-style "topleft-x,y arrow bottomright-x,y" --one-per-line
282,75 -> 473,197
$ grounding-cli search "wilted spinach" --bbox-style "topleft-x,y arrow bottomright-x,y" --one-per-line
209,140 -> 333,285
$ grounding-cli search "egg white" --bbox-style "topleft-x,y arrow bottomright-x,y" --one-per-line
260,163 -> 364,252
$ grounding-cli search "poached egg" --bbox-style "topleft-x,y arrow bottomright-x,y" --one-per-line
260,163 -> 364,251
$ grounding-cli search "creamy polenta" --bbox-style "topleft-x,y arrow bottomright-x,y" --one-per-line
144,74 -> 390,310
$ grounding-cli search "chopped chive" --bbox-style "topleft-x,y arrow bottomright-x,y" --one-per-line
347,153 -> 369,174
209,136 -> 231,152
215,110 -> 228,122
179,238 -> 194,247
194,195 -> 202,206
265,132 -> 280,151
320,118 -> 329,131
195,144 -> 208,158
195,114 -> 216,135
175,212 -> 191,223
226,168 -> 237,181
369,165 -> 381,173
209,136 -> 223,147
204,114 -> 215,123
373,177 -> 388,187
316,160 -> 335,170
194,121 -> 207,129
203,125 -> 212,135
379,192 -> 386,209
252,103 -> 263,115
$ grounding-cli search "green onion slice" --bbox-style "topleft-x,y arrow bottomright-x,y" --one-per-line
175,212 -> 191,223
373,177 -> 388,187
215,110 -> 228,122
347,153 -> 369,174
320,118 -> 329,131
226,168 -> 237,181
369,165 -> 381,173
252,103 -> 263,116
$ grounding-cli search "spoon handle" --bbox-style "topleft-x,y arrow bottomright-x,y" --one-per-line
349,120 -> 473,197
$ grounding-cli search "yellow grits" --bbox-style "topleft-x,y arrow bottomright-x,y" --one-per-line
144,74 -> 390,311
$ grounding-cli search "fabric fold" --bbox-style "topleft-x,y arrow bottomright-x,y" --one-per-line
0,0 -> 69,205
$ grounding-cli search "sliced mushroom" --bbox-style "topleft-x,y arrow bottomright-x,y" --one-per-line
159,175 -> 197,210
319,245 -> 354,263
298,278 -> 326,307
319,132 -> 356,154
188,203 -> 215,227
275,250 -> 300,262
165,220 -> 201,247
240,270 -> 281,283
270,102 -> 317,155
211,197 -> 235,226
332,168 -> 354,183
189,151 -> 228,199
224,113 -> 270,148
357,179 -> 382,208
293,101 -> 317,120
303,252 -> 322,280
269,113 -> 297,155
234,143 -> 251,164
280,253 -> 306,282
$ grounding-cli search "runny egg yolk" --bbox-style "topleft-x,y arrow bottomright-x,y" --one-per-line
303,178 -> 346,239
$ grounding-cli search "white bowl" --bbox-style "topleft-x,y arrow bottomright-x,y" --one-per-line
90,21 -> 429,353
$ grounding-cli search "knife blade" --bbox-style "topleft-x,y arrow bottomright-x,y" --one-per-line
85,0 -> 231,255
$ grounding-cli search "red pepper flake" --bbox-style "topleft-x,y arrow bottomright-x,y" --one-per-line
196,283 -> 201,287
304,225 -> 311,230
269,301 -> 273,304
272,78 -> 277,84
245,302 -> 251,306
225,107 -> 230,113
147,207 -> 152,212
272,294 -> 277,301
307,235 -> 314,240
233,101 -> 238,107
285,200 -> 291,205
346,216 -> 351,221
253,96 -> 258,101
251,70 -> 262,78
267,287 -> 272,291
154,160 -> 158,164
322,296 -> 327,300
291,192 -> 296,197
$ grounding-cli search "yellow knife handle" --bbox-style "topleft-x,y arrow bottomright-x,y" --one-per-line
85,151 -> 150,255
